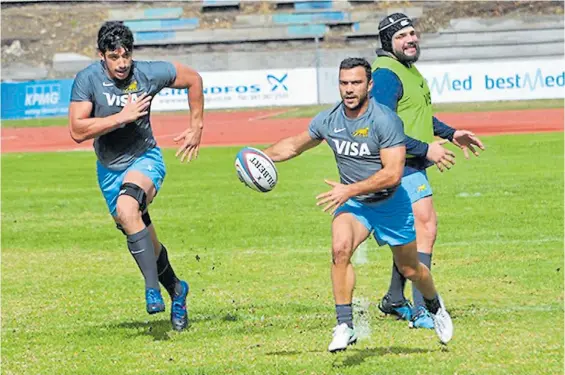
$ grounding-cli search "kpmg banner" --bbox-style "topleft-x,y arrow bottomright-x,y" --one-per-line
418,58 -> 565,103
152,68 -> 318,111
1,79 -> 74,120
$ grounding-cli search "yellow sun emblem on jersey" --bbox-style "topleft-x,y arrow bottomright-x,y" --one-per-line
352,127 -> 369,137
124,80 -> 138,93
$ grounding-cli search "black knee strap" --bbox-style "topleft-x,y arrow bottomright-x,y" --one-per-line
142,211 -> 152,227
119,182 -> 147,212
116,222 -> 127,235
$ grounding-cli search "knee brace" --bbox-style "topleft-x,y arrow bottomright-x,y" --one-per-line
142,211 -> 152,227
119,182 -> 147,212
115,183 -> 150,235
116,222 -> 127,235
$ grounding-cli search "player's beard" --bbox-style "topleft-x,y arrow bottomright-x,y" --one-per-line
343,92 -> 368,111
394,42 -> 420,64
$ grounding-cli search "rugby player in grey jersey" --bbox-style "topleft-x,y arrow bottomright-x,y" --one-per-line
69,21 -> 204,331
262,58 -> 453,351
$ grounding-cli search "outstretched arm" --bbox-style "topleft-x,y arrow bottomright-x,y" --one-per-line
433,116 -> 485,158
433,116 -> 456,140
263,131 -> 322,162
169,62 -> 205,163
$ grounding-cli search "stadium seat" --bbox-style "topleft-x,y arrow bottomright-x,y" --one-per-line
108,7 -> 183,21
125,18 -> 200,32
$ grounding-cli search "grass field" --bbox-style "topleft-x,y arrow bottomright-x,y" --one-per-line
1,99 -> 563,128
2,132 -> 564,374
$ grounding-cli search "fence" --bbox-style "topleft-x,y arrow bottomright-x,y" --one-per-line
1,57 -> 564,120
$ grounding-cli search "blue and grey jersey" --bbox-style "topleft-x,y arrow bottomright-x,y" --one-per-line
70,60 -> 176,170
308,99 -> 406,203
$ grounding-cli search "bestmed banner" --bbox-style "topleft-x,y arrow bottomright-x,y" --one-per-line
151,68 -> 318,111
1,79 -> 74,120
418,58 -> 565,103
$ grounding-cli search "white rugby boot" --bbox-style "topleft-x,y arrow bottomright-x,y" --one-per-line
328,323 -> 357,353
430,295 -> 453,344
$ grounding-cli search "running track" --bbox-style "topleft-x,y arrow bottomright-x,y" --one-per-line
1,108 -> 563,153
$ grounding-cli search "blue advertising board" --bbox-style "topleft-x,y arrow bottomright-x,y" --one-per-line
1,79 -> 74,120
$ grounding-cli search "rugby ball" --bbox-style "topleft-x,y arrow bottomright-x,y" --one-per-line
235,147 -> 278,192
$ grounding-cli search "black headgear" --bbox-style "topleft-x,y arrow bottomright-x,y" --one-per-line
378,13 -> 414,52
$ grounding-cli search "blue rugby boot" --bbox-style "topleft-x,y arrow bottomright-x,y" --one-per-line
409,306 -> 435,329
146,288 -> 166,314
378,294 -> 413,321
171,280 -> 189,331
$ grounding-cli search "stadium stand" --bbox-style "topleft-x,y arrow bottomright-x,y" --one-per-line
108,7 -> 184,21
294,1 -> 333,11
1,1 -> 563,80
124,18 -> 200,33
201,0 -> 241,12
133,25 -> 327,47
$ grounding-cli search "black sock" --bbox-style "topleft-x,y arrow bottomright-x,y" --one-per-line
424,295 -> 441,314
127,227 -> 159,290
336,304 -> 353,328
386,262 -> 407,304
413,252 -> 432,311
157,244 -> 181,297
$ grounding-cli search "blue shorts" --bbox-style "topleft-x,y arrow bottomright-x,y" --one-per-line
334,187 -> 416,247
402,169 -> 433,204
96,147 -> 166,216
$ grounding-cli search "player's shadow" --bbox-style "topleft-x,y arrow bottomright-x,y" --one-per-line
333,346 -> 437,368
112,319 -> 175,341
265,349 -> 327,356
110,314 -> 221,341
266,345 -> 436,365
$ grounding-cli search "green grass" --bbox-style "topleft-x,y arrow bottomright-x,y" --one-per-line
2,132 -> 563,374
1,116 -> 71,128
2,99 -> 563,128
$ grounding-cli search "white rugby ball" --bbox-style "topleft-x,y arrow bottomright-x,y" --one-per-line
235,147 -> 278,192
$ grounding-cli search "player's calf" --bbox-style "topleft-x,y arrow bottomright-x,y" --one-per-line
116,183 -> 164,314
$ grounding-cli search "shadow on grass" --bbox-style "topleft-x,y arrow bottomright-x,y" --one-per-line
333,346 -> 438,368
113,319 -> 175,341
266,346 -> 438,368
110,312 -> 243,341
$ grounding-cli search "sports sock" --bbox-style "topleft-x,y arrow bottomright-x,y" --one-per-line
424,295 -> 441,315
157,243 -> 181,297
413,252 -> 432,311
127,227 -> 159,290
386,262 -> 407,304
336,304 -> 353,328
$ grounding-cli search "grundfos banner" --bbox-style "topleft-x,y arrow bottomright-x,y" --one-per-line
151,68 -> 318,111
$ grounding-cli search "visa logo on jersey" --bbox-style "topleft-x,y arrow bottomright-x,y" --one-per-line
332,139 -> 371,156
103,92 -> 141,107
